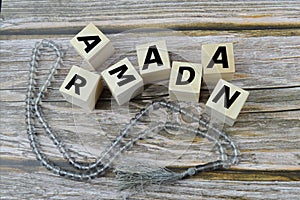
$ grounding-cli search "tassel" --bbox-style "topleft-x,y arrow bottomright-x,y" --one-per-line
115,165 -> 187,190
115,160 -> 224,191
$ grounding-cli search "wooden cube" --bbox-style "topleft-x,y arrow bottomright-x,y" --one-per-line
206,79 -> 249,126
59,65 -> 103,111
202,43 -> 235,83
70,23 -> 114,69
101,58 -> 144,105
136,40 -> 171,83
169,61 -> 202,102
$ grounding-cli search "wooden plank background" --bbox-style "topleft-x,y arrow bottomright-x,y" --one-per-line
1,0 -> 300,199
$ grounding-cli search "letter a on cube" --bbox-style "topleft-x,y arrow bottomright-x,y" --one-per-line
136,40 -> 171,83
101,58 -> 144,105
169,61 -> 202,102
202,43 -> 235,83
59,66 -> 103,111
71,23 -> 114,69
206,79 -> 249,126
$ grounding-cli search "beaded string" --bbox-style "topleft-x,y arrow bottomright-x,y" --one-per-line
25,40 -> 239,186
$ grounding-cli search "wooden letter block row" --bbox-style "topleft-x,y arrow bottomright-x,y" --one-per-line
61,23 -> 249,125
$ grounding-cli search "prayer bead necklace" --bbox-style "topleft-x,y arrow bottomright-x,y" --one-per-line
25,40 -> 239,189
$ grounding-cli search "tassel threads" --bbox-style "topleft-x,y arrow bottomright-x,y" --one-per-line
115,165 -> 185,190
115,160 -> 225,190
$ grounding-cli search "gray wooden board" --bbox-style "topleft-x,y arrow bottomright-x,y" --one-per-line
1,0 -> 300,34
1,0 -> 300,199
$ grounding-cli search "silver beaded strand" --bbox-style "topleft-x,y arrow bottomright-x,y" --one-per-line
25,40 -> 167,180
25,40 -> 240,187
115,101 -> 239,190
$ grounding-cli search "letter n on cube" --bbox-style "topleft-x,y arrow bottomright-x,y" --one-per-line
206,79 -> 249,126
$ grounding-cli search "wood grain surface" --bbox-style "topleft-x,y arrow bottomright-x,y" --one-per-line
1,1 -> 300,199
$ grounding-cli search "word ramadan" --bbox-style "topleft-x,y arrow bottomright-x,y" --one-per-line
59,23 -> 249,126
